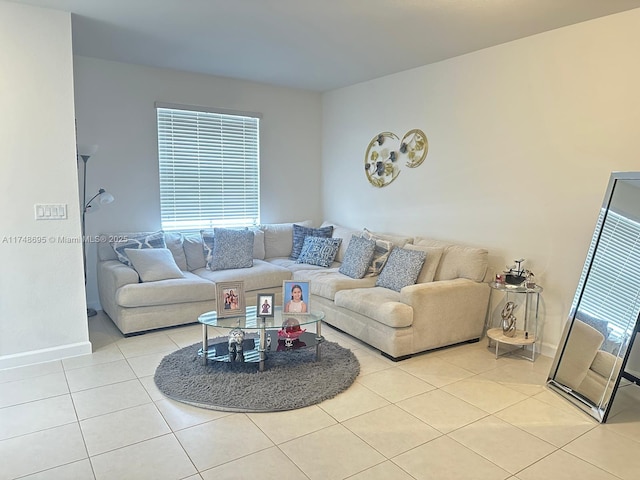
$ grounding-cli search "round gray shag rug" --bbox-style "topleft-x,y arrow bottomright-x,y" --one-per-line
154,338 -> 360,412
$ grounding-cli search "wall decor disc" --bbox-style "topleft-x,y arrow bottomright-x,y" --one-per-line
364,131 -> 400,188
401,129 -> 428,168
364,129 -> 428,188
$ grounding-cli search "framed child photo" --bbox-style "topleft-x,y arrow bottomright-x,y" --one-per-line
216,281 -> 246,318
283,281 -> 310,314
257,293 -> 275,317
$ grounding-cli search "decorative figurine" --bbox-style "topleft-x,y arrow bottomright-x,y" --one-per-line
228,328 -> 245,362
501,301 -> 517,337
525,270 -> 536,288
505,258 -> 529,285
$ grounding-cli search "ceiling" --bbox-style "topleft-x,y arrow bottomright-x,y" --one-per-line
10,0 -> 640,92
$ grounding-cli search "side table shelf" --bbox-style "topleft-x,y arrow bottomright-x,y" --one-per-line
486,282 -> 542,362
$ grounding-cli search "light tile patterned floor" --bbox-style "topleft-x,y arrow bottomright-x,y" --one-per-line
1,311 -> 639,479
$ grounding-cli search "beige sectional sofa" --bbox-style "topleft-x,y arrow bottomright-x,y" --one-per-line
293,226 -> 491,359
96,221 -> 490,360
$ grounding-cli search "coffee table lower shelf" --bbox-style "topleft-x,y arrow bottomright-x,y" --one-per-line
198,330 -> 322,370
486,328 -> 537,362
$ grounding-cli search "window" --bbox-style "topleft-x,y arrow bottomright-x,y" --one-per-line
156,103 -> 260,231
575,209 -> 640,338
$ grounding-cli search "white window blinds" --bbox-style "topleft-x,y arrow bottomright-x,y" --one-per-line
156,105 -> 260,231
576,209 -> 640,337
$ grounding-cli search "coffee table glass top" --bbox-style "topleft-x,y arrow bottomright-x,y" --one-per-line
198,306 -> 324,330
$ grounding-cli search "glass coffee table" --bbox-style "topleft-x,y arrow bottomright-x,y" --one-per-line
198,306 -> 325,371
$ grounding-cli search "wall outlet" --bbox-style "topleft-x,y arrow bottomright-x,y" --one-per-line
35,203 -> 67,220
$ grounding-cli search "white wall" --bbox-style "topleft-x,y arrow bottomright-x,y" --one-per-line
0,2 -> 90,369
322,9 -> 640,355
73,57 -> 323,310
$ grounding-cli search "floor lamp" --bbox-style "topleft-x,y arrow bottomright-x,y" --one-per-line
78,145 -> 114,317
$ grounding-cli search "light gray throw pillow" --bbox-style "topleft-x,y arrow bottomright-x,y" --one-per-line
124,248 -> 185,282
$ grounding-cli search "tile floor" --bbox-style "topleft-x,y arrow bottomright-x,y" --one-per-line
1,312 -> 640,479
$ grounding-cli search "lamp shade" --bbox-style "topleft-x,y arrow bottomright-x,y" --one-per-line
77,144 -> 98,158
98,190 -> 114,205
84,189 -> 115,213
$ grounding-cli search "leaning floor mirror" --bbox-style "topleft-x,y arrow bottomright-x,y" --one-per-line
548,171 -> 640,422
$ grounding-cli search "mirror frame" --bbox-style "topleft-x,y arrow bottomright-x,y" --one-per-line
547,171 -> 640,422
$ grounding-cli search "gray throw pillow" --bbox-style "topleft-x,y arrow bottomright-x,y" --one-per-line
124,248 -> 185,282
296,236 -> 342,267
339,235 -> 376,279
111,231 -> 166,266
376,247 -> 426,292
360,230 -> 394,277
290,224 -> 334,260
209,228 -> 254,271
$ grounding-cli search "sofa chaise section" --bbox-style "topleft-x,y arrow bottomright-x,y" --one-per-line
294,235 -> 491,360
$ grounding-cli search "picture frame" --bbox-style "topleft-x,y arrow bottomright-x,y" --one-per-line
257,293 -> 275,317
216,281 -> 246,318
283,281 -> 310,314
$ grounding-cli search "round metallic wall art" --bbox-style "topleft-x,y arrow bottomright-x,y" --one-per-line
364,129 -> 428,188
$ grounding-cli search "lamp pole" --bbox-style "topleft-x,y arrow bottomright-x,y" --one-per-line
80,154 -> 96,316
78,145 -> 113,318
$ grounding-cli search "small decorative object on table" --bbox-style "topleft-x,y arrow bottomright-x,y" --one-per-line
278,317 -> 306,347
501,301 -> 518,337
525,271 -> 536,288
228,328 -> 245,362
504,258 -> 532,286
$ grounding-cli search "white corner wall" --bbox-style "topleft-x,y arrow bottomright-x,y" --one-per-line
0,1 -> 90,369
73,57 -> 323,310
322,8 -> 640,355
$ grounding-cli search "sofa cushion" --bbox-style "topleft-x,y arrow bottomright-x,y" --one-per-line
116,271 -> 215,307
125,248 -> 185,282
163,232 -> 188,271
339,235 -> 376,279
405,244 -> 444,284
376,247 -> 426,292
195,259 -> 291,291
363,228 -> 413,248
209,228 -> 254,271
260,221 -> 312,258
334,286 -> 413,328
292,268 -> 377,300
111,231 -> 166,266
320,221 -> 363,263
266,257 -> 340,272
414,237 -> 488,282
183,233 -> 207,271
201,230 -> 215,268
290,224 -> 334,260
250,227 -> 266,260
100,231 -> 186,270
361,231 -> 394,277
296,236 -> 341,267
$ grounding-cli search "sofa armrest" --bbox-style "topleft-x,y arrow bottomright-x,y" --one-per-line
591,349 -> 622,378
97,259 -> 140,320
98,260 -> 140,289
400,278 -> 490,348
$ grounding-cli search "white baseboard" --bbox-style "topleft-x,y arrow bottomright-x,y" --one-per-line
539,341 -> 558,359
0,341 -> 92,370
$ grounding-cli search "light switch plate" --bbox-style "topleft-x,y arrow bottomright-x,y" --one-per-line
35,203 -> 67,220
